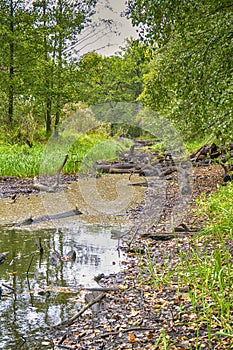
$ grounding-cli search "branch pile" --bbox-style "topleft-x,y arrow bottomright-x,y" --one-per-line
190,142 -> 233,181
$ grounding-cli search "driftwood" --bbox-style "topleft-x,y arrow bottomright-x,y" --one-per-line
15,207 -> 82,227
95,161 -> 140,174
54,292 -> 106,328
140,224 -> 199,240
94,142 -> 179,180
191,142 -> 232,164
190,142 -> 233,182
33,154 -> 68,192
83,287 -> 120,292
140,232 -> 196,241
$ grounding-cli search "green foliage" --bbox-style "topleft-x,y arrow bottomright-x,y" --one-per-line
197,182 -> 233,237
75,40 -> 151,106
0,144 -> 43,177
126,0 -> 233,139
0,0 -> 98,133
0,129 -> 112,177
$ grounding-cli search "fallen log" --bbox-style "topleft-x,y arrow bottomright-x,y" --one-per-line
15,207 -> 82,227
140,232 -> 196,240
94,161 -> 139,174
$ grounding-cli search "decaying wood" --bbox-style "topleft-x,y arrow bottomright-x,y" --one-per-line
54,292 -> 106,328
140,232 -> 196,240
220,163 -> 233,182
190,142 -> 233,182
15,207 -> 82,227
95,161 -> 140,174
33,154 -> 68,192
83,287 -> 120,292
140,224 -> 199,240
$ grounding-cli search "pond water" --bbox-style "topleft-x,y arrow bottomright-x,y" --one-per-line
0,225 -> 127,349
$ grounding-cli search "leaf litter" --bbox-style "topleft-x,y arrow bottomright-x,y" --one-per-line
50,164 -> 232,349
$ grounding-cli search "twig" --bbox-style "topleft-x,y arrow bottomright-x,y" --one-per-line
2,283 -> 16,293
54,292 -> 106,328
55,154 -> 68,186
39,237 -> 44,254
26,254 -> 35,275
83,326 -> 157,340
83,287 -> 120,292
58,333 -> 67,345
126,227 -> 140,249
33,154 -> 68,192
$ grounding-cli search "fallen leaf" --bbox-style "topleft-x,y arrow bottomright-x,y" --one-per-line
129,308 -> 139,317
128,333 -> 139,343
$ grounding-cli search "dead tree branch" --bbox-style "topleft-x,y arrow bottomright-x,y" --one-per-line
54,292 -> 106,328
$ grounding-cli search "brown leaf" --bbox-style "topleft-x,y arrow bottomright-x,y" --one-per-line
128,333 -> 139,343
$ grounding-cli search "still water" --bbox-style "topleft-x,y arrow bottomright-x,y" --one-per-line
0,225 -> 126,349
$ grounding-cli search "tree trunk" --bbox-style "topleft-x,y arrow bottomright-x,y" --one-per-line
42,0 -> 52,134
46,97 -> 52,133
54,1 -> 63,132
8,0 -> 14,124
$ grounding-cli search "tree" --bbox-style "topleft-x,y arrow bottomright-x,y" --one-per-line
0,0 -> 34,124
126,0 -> 233,138
75,39 -> 151,105
0,0 -> 99,136
32,0 -> 98,133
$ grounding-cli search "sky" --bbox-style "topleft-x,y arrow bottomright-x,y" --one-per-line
77,0 -> 138,57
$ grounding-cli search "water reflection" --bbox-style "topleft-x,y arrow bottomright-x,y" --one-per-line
0,225 -> 126,349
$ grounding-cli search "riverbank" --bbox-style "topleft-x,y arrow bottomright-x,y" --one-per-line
0,162 -> 232,349
48,164 -> 232,350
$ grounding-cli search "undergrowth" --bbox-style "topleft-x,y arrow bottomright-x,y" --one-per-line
0,131 -> 131,177
0,143 -> 43,177
0,133 -> 106,177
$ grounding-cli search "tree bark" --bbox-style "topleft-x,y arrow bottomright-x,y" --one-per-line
8,0 -> 14,124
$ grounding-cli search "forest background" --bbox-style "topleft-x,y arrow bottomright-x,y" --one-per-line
0,0 -> 232,148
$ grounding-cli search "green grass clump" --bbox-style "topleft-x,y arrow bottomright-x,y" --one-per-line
0,130 -> 130,177
139,183 -> 233,347
197,183 -> 233,237
0,144 -> 43,177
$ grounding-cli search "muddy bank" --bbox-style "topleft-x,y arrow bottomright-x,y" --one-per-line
0,164 -> 229,349
0,164 -> 224,231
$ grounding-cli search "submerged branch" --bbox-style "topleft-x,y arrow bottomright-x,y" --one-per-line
54,292 -> 106,328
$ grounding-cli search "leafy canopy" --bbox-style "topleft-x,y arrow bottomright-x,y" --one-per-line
126,0 -> 233,138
